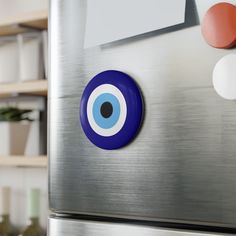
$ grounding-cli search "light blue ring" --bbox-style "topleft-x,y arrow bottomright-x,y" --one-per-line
93,93 -> 120,129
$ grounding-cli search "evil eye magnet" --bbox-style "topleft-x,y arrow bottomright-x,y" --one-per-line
80,70 -> 144,150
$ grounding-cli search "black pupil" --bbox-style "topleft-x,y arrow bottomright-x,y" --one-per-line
100,102 -> 113,118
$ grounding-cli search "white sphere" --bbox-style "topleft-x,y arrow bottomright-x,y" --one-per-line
213,54 -> 236,100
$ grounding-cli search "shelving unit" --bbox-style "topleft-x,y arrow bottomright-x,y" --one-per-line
0,80 -> 48,167
0,9 -> 48,36
0,2 -> 48,229
0,80 -> 48,98
0,5 -> 48,170
0,156 -> 47,167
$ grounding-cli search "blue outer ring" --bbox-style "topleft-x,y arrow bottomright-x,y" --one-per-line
80,70 -> 144,150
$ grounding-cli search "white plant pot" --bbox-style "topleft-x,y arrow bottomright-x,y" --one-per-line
0,122 -> 30,156
25,121 -> 42,156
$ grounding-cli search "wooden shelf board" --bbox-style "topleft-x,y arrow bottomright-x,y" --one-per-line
0,80 -> 48,98
0,10 -> 48,36
0,156 -> 47,167
22,18 -> 48,30
0,25 -> 26,36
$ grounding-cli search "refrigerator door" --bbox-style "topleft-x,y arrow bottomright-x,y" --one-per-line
48,217 -> 234,236
49,0 -> 236,228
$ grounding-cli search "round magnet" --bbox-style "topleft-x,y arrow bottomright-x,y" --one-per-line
201,3 -> 236,49
80,70 -> 144,150
213,54 -> 236,100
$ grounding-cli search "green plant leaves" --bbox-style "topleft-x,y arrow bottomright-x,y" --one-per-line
0,107 -> 33,122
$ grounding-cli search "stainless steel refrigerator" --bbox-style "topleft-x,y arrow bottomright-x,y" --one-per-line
48,0 -> 236,235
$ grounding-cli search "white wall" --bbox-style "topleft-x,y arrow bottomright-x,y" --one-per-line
0,0 -> 48,20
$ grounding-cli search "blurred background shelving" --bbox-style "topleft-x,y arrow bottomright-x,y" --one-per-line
0,80 -> 48,98
0,156 -> 47,167
0,9 -> 47,36
0,0 -> 48,231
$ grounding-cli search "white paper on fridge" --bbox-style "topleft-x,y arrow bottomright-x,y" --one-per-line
84,0 -> 186,48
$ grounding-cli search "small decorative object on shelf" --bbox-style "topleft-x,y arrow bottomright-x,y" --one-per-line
0,107 -> 33,156
0,40 -> 19,84
18,33 -> 45,82
42,31 -> 48,80
0,186 -> 17,236
19,188 -> 45,236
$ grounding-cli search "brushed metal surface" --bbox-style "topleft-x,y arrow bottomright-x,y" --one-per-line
49,0 -> 236,228
48,217 -> 233,236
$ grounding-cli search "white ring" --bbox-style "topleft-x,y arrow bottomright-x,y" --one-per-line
87,84 -> 127,137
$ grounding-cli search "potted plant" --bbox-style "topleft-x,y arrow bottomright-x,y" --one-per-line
0,107 -> 33,156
